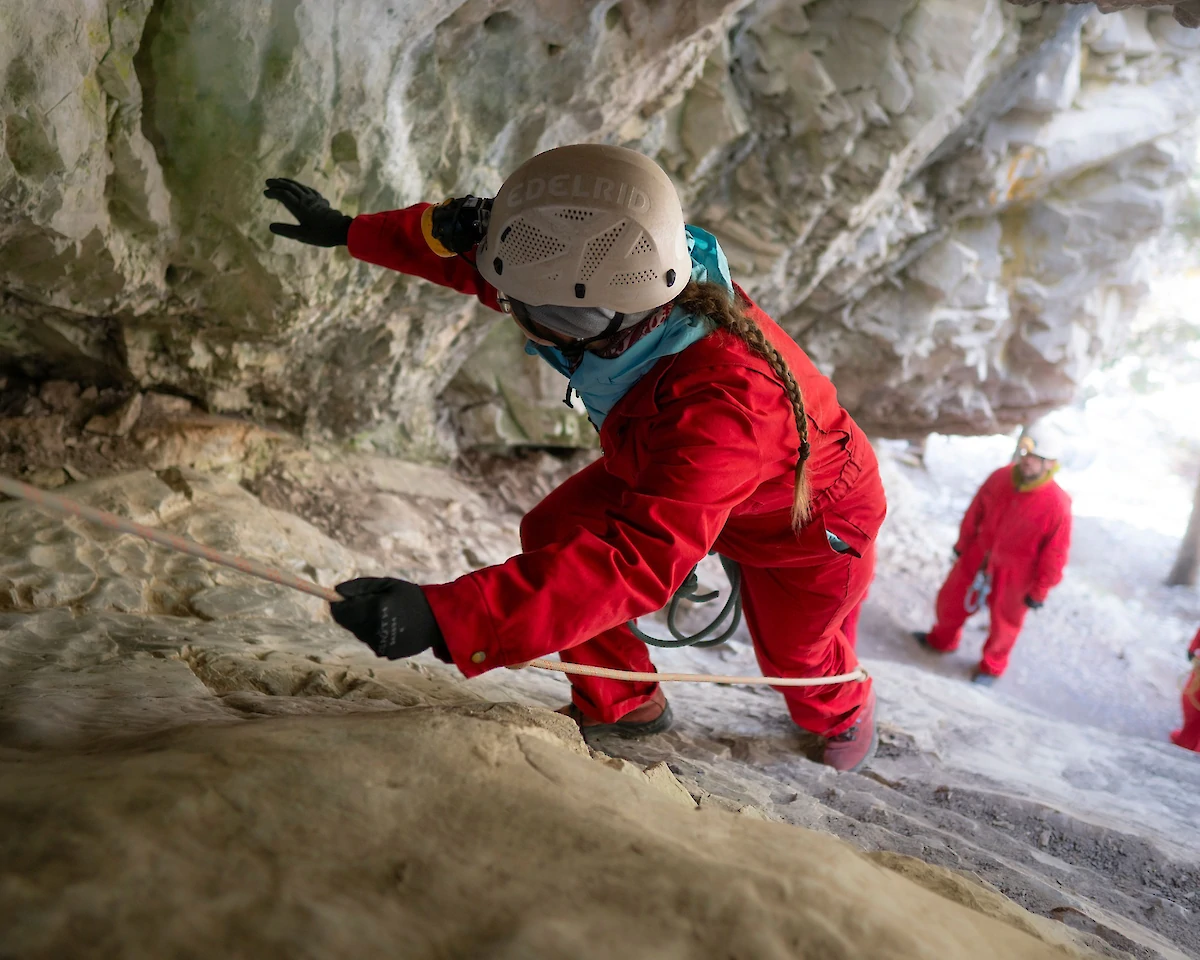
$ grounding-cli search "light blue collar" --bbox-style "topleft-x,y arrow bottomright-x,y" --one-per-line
526,225 -> 733,428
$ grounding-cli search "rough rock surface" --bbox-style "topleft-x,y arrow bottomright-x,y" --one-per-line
2,462 -> 1198,958
656,1 -> 1200,439
0,377 -> 286,490
0,469 -> 359,621
1,476 -> 1113,960
1008,2 -> 1200,32
3,2 -> 1199,454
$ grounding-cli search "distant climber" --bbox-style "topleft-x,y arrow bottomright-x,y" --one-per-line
912,423 -> 1072,685
263,144 -> 886,771
1170,626 -> 1200,753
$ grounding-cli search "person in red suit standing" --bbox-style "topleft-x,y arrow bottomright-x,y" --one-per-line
1171,627 -> 1200,752
263,144 -> 886,770
913,424 -> 1072,685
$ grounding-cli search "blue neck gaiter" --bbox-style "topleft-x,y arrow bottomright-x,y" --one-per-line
526,225 -> 733,429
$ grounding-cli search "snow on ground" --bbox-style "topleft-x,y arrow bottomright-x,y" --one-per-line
858,370 -> 1200,744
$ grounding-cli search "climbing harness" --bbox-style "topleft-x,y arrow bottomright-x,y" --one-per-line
627,554 -> 743,648
964,566 -> 991,614
632,530 -> 856,649
0,474 -> 867,687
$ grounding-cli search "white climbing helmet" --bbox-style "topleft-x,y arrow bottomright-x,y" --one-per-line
477,143 -> 691,314
1018,421 -> 1065,462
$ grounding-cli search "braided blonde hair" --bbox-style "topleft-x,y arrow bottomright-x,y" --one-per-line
675,280 -> 812,530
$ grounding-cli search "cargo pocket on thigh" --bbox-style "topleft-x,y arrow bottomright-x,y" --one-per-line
825,529 -> 861,558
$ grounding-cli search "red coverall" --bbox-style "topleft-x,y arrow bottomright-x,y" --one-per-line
926,466 -> 1071,676
347,206 -> 887,736
1171,627 -> 1200,752
842,593 -> 867,650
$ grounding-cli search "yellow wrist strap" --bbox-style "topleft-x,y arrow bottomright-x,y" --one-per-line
420,202 -> 456,258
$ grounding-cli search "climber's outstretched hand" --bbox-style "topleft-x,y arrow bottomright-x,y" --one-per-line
264,178 -> 351,247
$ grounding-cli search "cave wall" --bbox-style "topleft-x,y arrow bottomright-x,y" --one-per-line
2,0 -> 1198,455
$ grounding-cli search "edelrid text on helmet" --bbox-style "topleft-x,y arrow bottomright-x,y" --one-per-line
478,143 -> 691,314
504,174 -> 653,213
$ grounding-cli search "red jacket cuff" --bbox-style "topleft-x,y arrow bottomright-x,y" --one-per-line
421,578 -> 505,678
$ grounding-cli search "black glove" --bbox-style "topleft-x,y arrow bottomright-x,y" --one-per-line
331,578 -> 447,661
1024,595 -> 1043,610
952,547 -> 961,560
1188,648 -> 1196,664
264,178 -> 352,247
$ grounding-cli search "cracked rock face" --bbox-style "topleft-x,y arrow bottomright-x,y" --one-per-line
1008,1 -> 1200,31
0,469 -> 358,619
2,1 -> 1198,451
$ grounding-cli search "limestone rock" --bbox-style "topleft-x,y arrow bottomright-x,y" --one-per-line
37,380 -> 80,411
0,468 -> 361,619
1,0 -> 748,456
2,0 -> 1199,449
1008,1 -> 1200,30
443,318 -> 599,448
0,702 -> 1097,960
84,391 -> 142,436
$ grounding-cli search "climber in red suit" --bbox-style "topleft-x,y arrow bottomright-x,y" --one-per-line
263,145 -> 886,771
913,424 -> 1072,685
1170,627 -> 1200,752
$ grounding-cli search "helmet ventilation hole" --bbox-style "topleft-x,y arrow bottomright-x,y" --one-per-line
551,208 -> 599,222
609,269 -> 658,286
501,218 -> 568,265
580,220 -> 627,281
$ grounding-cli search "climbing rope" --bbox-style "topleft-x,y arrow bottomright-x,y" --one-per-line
627,554 -> 743,648
511,659 -> 867,687
0,474 -> 867,687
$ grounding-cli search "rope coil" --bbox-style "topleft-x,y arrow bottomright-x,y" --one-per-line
0,474 -> 866,688
626,554 -> 743,649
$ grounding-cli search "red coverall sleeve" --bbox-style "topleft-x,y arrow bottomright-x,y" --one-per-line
346,204 -> 503,312
1029,507 -> 1071,603
955,480 -> 991,556
421,373 -> 768,676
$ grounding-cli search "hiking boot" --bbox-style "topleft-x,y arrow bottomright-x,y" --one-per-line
820,687 -> 878,772
912,630 -> 948,653
557,686 -> 673,739
971,668 -> 998,687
